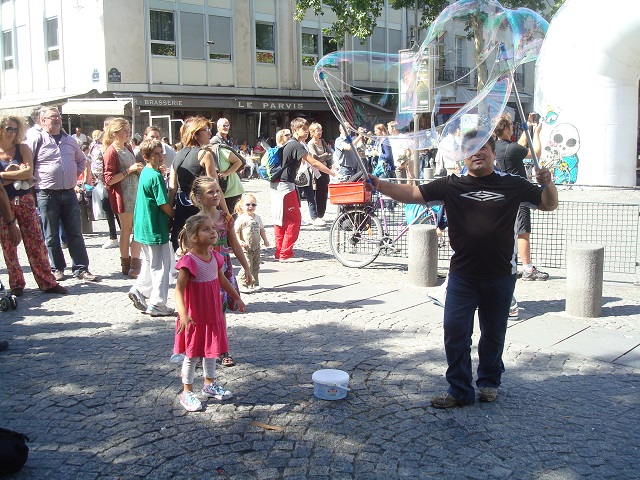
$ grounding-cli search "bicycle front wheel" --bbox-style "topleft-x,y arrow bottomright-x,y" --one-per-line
417,208 -> 438,226
329,209 -> 383,268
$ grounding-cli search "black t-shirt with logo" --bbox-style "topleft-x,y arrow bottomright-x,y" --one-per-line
279,139 -> 308,184
418,171 -> 543,279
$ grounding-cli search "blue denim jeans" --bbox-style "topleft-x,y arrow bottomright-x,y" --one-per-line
443,272 -> 517,403
36,189 -> 90,275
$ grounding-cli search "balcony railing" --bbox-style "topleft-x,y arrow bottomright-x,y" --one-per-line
437,67 -> 519,88
454,67 -> 470,85
436,68 -> 454,82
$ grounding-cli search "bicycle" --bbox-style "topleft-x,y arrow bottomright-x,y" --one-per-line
329,191 -> 441,268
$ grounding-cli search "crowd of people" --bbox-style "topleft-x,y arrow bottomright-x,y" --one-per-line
0,109 -> 555,413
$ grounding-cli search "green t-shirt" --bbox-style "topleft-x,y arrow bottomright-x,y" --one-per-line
133,166 -> 170,245
218,145 -> 244,198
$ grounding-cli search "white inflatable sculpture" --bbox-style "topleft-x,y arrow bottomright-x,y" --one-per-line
535,0 -> 640,186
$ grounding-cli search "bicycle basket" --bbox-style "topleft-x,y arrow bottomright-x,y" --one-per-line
328,182 -> 372,205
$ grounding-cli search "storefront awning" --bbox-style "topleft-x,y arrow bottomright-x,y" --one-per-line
438,103 -> 465,115
62,99 -> 131,115
0,93 -> 75,117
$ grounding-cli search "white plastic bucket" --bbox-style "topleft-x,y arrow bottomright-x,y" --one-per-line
312,369 -> 350,400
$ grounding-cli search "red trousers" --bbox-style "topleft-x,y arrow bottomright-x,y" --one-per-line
0,194 -> 57,291
274,190 -> 301,260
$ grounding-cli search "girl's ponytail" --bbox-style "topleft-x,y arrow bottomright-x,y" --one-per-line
177,223 -> 190,256
190,176 -> 218,209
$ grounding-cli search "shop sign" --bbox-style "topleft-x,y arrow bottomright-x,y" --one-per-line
138,99 -> 184,107
133,95 -> 328,111
237,101 -> 304,110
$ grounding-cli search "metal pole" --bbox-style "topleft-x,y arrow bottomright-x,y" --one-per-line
508,69 -> 540,170
414,0 -> 419,45
413,113 -> 420,184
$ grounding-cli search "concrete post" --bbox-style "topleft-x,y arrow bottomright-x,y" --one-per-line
566,243 -> 604,318
423,167 -> 434,180
408,224 -> 438,287
80,200 -> 93,234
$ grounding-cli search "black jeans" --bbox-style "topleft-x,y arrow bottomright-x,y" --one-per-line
314,173 -> 330,219
102,194 -> 119,240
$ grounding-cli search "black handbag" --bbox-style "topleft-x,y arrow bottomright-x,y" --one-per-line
0,427 -> 29,475
218,175 -> 229,192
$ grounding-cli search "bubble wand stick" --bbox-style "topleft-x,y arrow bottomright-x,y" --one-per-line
498,43 -> 541,171
317,69 -> 372,183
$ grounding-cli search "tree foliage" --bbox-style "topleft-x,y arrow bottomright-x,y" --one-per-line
295,0 -> 566,91
295,0 -> 563,45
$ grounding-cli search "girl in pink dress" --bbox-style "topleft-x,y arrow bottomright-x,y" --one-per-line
174,213 -> 245,412
190,176 -> 252,368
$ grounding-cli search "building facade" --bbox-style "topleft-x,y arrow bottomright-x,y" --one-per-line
0,0 -> 536,144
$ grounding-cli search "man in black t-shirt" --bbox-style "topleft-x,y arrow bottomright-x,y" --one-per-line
270,118 -> 335,262
494,113 -> 548,281
367,131 -> 557,408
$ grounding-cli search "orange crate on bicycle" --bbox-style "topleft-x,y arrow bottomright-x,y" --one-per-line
328,182 -> 372,205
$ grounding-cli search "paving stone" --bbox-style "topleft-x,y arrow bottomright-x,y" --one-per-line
1,179 -> 638,478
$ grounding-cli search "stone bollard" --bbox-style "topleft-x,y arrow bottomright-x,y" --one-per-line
408,224 -> 438,287
80,200 -> 93,234
566,243 -> 604,317
423,167 -> 434,180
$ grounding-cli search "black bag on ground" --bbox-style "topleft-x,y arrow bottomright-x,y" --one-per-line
0,427 -> 30,474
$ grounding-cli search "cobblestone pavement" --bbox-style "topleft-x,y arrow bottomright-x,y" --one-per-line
1,179 -> 639,479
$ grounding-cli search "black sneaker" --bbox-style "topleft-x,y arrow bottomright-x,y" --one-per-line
522,267 -> 549,281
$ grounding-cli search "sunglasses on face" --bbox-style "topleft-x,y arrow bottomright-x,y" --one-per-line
221,124 -> 230,128
245,203 -> 257,207
284,133 -> 292,137
2,127 -> 18,134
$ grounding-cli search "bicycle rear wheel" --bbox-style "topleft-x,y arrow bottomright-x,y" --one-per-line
330,209 -> 383,268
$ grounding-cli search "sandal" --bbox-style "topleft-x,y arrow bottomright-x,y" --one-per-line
219,352 -> 235,367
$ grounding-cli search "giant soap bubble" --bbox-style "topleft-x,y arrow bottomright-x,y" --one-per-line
314,0 -> 548,162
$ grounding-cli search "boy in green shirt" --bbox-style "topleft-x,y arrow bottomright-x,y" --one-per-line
128,139 -> 175,317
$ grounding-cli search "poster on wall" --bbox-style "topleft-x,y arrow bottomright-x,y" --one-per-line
398,48 -> 433,114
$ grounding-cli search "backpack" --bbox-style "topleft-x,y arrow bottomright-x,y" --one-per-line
265,140 -> 294,182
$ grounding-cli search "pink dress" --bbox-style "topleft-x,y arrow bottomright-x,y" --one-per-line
173,249 -> 228,358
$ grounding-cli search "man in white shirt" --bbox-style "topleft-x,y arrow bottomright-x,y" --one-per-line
72,127 -> 88,145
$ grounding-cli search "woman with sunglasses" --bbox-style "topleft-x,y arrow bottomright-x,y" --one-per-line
0,115 -> 66,296
167,116 -> 229,252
